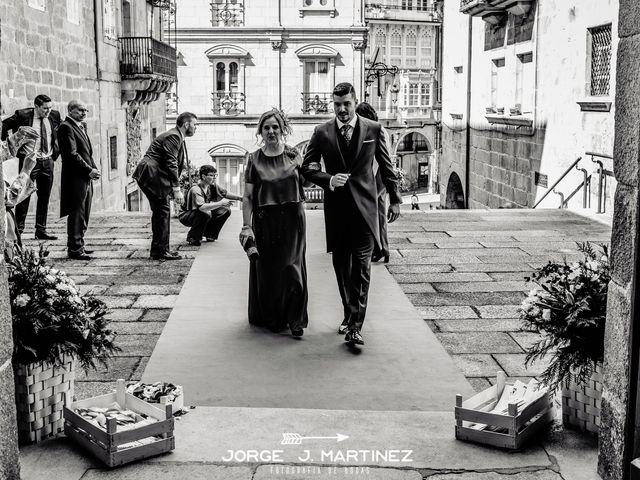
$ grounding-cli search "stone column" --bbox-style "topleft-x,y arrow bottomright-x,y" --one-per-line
598,1 -> 640,478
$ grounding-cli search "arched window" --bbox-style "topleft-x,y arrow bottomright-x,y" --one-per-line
374,29 -> 387,63
406,30 -> 417,67
390,29 -> 402,67
215,63 -> 226,91
419,29 -> 433,68
229,62 -> 238,92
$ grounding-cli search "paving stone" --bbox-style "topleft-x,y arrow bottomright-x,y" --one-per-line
61,267 -> 137,276
394,255 -> 481,264
432,281 -> 530,293
93,295 -> 136,308
74,381 -> 117,401
131,357 -> 149,381
436,332 -> 524,354
67,275 -> 89,284
435,318 -> 523,332
428,470 -> 563,479
494,353 -> 550,376
387,225 -> 426,232
106,284 -> 184,295
111,238 -> 152,246
81,464 -> 254,480
129,249 -> 195,259
132,295 -> 179,309
77,284 -> 110,295
488,272 -> 535,281
110,322 -> 166,335
399,283 -> 437,294
407,291 -> 525,306
434,241 -> 484,249
386,264 -> 454,274
510,331 -> 546,351
92,258 -> 163,267
86,274 -> 183,285
467,377 -> 492,393
418,306 -> 478,320
133,266 -> 193,276
394,273 -> 492,283
75,357 -> 139,381
104,308 -> 145,322
476,305 -> 522,318
112,334 -> 161,356
452,354 -> 503,377
140,309 -> 172,322
453,263 -> 537,272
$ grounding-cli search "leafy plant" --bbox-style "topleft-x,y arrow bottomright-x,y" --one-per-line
9,245 -> 119,370
179,165 -> 199,200
520,242 -> 609,391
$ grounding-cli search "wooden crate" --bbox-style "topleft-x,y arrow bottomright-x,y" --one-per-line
561,363 -> 602,435
64,379 -> 175,467
14,354 -> 75,444
455,372 -> 554,450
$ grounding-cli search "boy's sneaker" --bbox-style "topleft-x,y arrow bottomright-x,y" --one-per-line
187,238 -> 201,246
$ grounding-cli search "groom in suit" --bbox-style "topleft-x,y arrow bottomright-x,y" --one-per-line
57,100 -> 100,260
1,94 -> 62,239
302,82 -> 401,346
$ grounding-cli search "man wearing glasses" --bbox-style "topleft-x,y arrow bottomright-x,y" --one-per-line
178,164 -> 242,246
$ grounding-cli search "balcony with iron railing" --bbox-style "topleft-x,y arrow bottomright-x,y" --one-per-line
302,93 -> 333,115
119,37 -> 177,104
365,2 -> 441,21
212,91 -> 245,116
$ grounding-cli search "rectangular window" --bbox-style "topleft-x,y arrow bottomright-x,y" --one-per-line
409,84 -> 419,106
390,32 -> 402,68
103,0 -> 118,42
27,0 -> 45,11
420,84 -> 430,106
420,34 -> 433,69
491,57 -> 506,110
67,0 -> 80,23
588,24 -> 612,96
303,60 -> 329,93
515,52 -> 534,113
109,136 -> 118,170
406,34 -> 417,67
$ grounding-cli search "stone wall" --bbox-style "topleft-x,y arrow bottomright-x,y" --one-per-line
598,0 -> 640,477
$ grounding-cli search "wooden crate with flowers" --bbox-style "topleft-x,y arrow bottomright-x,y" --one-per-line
64,379 -> 175,467
126,382 -> 184,414
9,246 -> 119,444
519,242 -> 608,435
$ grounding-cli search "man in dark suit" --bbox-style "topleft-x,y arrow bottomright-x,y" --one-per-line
57,100 -> 100,260
133,112 -> 198,260
302,82 -> 401,346
1,94 -> 61,239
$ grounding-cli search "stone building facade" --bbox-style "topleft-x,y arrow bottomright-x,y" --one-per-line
440,0 -> 618,211
169,0 -> 367,197
0,0 -> 176,214
364,0 -> 442,193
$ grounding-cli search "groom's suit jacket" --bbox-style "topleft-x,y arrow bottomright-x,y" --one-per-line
301,115 -> 401,252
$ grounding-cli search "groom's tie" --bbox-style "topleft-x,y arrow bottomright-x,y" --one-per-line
340,124 -> 352,147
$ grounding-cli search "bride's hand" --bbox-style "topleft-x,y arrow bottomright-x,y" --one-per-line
239,225 -> 254,247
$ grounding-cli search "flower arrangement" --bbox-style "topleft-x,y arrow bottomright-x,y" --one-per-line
9,245 -> 119,370
520,242 -> 609,391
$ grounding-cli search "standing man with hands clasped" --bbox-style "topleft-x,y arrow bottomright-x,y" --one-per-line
301,82 -> 402,346
133,112 -> 198,260
1,94 -> 61,239
57,100 -> 100,260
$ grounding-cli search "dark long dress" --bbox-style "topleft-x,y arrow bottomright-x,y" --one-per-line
245,148 -> 309,332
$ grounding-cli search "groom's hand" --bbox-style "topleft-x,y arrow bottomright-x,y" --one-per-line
329,173 -> 350,189
387,204 -> 400,223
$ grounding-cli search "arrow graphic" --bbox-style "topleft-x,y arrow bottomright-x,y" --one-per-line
281,433 -> 349,445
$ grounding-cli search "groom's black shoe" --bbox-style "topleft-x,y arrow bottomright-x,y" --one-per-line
345,330 -> 364,345
337,320 -> 349,335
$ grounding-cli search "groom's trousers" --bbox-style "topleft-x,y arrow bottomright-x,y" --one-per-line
331,199 -> 375,332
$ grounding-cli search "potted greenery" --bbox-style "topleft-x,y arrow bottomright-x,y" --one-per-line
519,242 -> 608,435
9,245 -> 119,443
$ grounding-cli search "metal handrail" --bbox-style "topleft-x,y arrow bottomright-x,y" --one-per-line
563,174 -> 591,208
585,151 -> 612,214
532,157 -> 582,208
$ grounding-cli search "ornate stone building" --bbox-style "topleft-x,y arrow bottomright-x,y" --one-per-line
364,0 -> 442,193
440,0 -> 617,211
169,0 -> 368,197
0,0 -> 177,213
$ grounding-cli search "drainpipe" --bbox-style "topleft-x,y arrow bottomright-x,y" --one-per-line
93,0 -> 105,202
464,15 -> 472,209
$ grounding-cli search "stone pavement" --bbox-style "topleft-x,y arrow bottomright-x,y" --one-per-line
16,208 -> 608,479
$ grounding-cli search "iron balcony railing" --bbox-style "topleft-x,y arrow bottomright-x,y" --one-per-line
212,91 -> 245,116
119,37 -> 177,78
211,1 -> 244,26
302,92 -> 333,115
